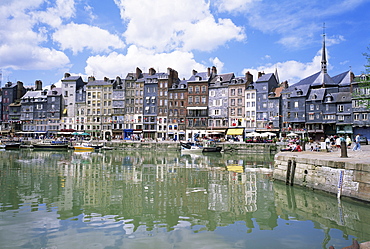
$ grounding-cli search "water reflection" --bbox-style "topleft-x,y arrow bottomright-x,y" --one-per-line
0,150 -> 369,248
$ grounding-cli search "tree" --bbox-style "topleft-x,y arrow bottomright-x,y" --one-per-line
353,46 -> 370,109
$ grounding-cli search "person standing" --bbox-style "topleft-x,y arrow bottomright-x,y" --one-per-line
346,135 -> 352,149
353,134 -> 361,151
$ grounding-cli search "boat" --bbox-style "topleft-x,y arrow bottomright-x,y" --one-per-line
180,142 -> 204,153
0,141 -> 21,150
73,143 -> 95,152
32,140 -> 69,150
180,141 -> 222,153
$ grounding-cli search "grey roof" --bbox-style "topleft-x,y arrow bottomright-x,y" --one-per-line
63,76 -> 82,81
307,88 -> 326,101
311,71 -> 336,87
210,73 -> 234,84
188,72 -> 210,82
256,73 -> 274,82
284,84 -> 310,97
47,88 -> 62,95
332,71 -> 352,86
22,91 -> 44,99
330,92 -> 352,103
86,80 -> 112,86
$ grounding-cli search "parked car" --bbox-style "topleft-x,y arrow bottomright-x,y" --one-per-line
359,136 -> 369,145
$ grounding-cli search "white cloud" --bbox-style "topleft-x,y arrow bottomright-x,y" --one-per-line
0,0 -> 73,70
85,45 -> 208,80
53,23 -> 125,55
242,49 -> 327,84
214,0 -> 260,13
0,43 -> 70,70
114,0 -> 245,52
215,0 -> 365,49
209,57 -> 224,73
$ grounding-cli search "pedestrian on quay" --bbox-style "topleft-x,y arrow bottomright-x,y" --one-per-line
346,135 -> 352,149
353,134 -> 361,151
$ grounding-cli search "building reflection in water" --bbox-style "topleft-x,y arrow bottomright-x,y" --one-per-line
1,149 -> 370,246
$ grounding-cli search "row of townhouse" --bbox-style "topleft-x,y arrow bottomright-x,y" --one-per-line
1,40 -> 369,140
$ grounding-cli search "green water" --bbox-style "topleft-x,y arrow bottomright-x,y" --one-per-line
0,149 -> 369,249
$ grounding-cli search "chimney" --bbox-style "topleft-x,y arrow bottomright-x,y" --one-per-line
64,73 -> 71,79
104,77 -> 109,82
149,68 -> 156,75
192,69 -> 197,75
258,72 -> 263,78
211,66 -> 217,76
35,80 -> 42,91
50,84 -> 56,90
281,80 -> 289,89
245,71 -> 253,84
207,67 -> 211,77
88,76 -> 95,82
136,67 -> 142,79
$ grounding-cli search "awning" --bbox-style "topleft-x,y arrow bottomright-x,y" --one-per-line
226,128 -> 244,135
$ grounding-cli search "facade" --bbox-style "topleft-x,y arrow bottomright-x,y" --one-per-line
1,81 -> 26,134
208,72 -> 232,137
143,68 -> 159,139
2,35 -> 370,142
61,73 -> 84,131
186,69 -> 214,140
112,76 -> 125,139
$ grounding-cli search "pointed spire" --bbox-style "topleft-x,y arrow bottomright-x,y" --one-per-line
321,23 -> 327,73
275,67 -> 280,84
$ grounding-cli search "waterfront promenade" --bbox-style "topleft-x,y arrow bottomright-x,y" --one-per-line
282,144 -> 370,164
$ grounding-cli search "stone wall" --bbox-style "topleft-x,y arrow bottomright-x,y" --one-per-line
273,153 -> 370,202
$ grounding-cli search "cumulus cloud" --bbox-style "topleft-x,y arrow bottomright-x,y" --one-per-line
242,49 -> 328,84
53,23 -> 125,55
114,0 -> 245,52
215,0 -> 364,49
0,0 -> 72,70
85,45 -> 208,80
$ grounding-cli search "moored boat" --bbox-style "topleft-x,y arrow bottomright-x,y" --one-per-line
0,141 -> 21,150
73,143 -> 95,152
33,140 -> 69,150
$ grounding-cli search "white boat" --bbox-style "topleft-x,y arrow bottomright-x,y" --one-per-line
180,142 -> 203,153
180,141 -> 222,153
73,143 -> 95,151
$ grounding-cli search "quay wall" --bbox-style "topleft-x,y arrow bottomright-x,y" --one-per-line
273,152 -> 370,202
104,141 -> 279,152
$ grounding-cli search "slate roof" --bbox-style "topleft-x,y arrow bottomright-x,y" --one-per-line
332,71 -> 352,86
307,88 -> 326,101
210,73 -> 234,84
188,72 -> 210,82
331,92 -> 352,103
63,76 -> 81,81
87,80 -> 112,86
256,73 -> 274,82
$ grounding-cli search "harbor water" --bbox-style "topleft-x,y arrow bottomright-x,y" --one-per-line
1,149 -> 370,249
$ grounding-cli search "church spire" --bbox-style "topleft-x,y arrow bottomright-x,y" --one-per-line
321,23 -> 327,73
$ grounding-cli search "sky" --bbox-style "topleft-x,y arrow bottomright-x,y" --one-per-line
0,0 -> 369,89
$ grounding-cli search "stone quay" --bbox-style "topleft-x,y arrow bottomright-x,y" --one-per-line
273,144 -> 370,203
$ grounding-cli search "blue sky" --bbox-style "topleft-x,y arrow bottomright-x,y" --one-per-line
0,0 -> 369,88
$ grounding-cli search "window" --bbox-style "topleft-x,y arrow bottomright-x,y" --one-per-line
338,105 -> 344,112
310,104 -> 314,111
294,101 -> 299,108
354,113 -> 359,120
338,115 -> 344,121
188,96 -> 193,104
230,89 -> 235,96
309,114 -> 314,120
362,113 -> 368,120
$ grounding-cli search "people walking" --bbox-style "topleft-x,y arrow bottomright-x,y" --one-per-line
353,134 -> 361,151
